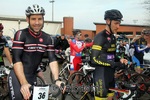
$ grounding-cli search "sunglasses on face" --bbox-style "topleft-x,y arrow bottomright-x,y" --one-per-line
78,33 -> 82,36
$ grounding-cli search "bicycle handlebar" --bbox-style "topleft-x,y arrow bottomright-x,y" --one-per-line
29,83 -> 65,99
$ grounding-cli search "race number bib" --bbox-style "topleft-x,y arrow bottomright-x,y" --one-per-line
32,85 -> 49,100
0,66 -> 5,77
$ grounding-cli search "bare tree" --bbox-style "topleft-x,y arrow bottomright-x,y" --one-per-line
143,0 -> 150,26
143,0 -> 150,11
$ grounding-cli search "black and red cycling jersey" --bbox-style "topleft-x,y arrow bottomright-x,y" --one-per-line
9,28 -> 57,100
12,28 -> 56,77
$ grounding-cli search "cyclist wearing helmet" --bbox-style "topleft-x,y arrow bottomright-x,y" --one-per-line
116,34 -> 129,59
0,23 -> 13,66
116,40 -> 126,59
8,4 -> 63,100
91,9 -> 128,100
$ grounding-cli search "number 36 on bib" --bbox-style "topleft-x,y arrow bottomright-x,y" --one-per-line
32,85 -> 49,100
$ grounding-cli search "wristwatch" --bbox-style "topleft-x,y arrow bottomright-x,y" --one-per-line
54,78 -> 60,83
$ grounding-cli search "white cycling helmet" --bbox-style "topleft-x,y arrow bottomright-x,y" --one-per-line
25,4 -> 45,16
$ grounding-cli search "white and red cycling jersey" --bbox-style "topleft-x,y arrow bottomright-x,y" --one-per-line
70,39 -> 85,57
69,39 -> 93,70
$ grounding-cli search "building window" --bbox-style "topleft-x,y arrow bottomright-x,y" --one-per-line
136,32 -> 141,35
117,32 -> 133,35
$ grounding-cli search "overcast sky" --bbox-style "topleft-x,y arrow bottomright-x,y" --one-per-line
0,0 -> 148,30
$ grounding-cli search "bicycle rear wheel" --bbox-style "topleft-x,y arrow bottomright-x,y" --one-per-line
125,74 -> 148,98
68,72 -> 93,100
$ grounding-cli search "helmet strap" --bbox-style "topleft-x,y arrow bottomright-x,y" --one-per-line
108,20 -> 114,34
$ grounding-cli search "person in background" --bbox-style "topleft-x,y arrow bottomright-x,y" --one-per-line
54,34 -> 69,64
84,34 -> 92,43
91,9 -> 128,100
59,34 -> 69,51
129,43 -> 142,73
116,34 -> 129,59
69,29 -> 92,75
133,29 -> 147,73
64,35 -> 72,62
116,40 -> 126,60
123,39 -> 130,57
142,29 -> 150,64
8,4 -> 63,100
83,34 -> 93,55
54,34 -> 61,50
0,23 -> 13,66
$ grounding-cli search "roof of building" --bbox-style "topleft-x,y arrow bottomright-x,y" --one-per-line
0,15 -> 62,23
93,22 -> 150,27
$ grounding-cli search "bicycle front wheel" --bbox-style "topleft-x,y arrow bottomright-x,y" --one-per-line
59,62 -> 70,82
68,72 -> 93,100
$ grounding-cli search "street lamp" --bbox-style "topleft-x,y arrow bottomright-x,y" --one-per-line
49,0 -> 55,21
18,20 -> 20,30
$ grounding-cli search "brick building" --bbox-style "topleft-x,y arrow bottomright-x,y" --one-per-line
0,15 -> 149,42
62,17 -> 149,42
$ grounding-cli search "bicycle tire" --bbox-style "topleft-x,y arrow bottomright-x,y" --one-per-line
36,76 -> 46,85
121,74 -> 148,99
68,72 -> 93,100
0,76 -> 9,100
49,68 -> 55,84
138,74 -> 150,95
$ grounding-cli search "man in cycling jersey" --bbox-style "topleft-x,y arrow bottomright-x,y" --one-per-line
69,29 -> 92,75
0,23 -> 13,66
91,9 -> 128,100
8,4 -> 63,100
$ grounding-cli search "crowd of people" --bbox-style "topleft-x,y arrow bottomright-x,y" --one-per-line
0,4 -> 149,100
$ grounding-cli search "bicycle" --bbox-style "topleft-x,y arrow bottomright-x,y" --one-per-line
0,65 -> 12,100
68,62 -> 148,100
139,64 -> 150,95
111,73 -> 148,100
37,59 -> 67,99
67,58 -> 95,100
29,83 -> 64,100
49,53 -> 71,84
58,60 -> 71,84
112,63 -> 150,100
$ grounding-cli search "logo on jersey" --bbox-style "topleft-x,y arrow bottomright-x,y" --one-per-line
107,37 -> 111,42
39,38 -> 43,43
76,41 -> 82,48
